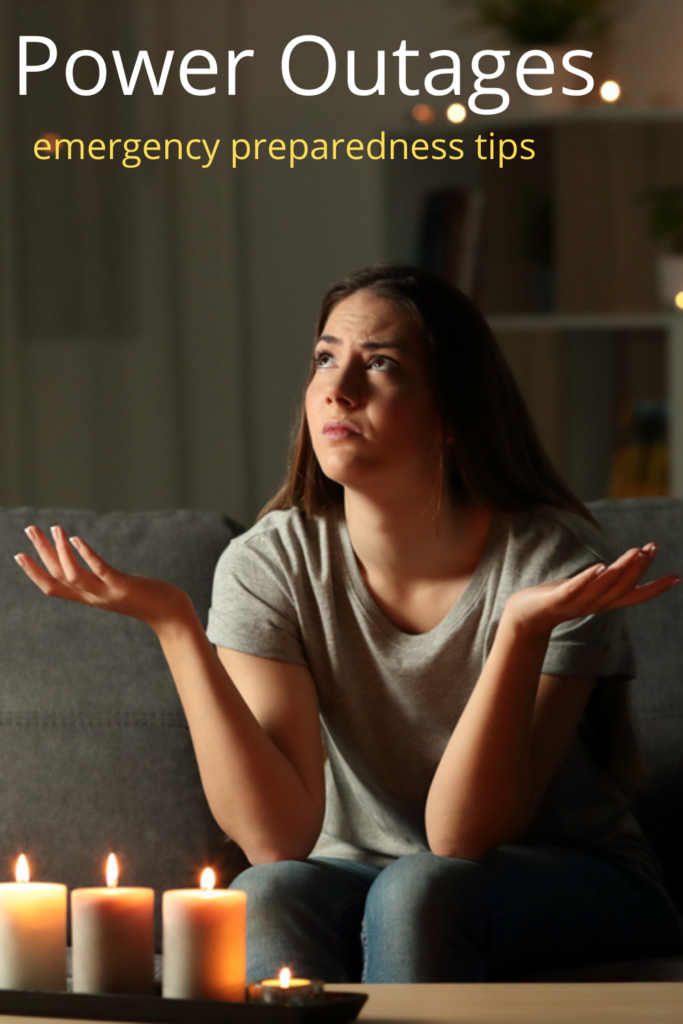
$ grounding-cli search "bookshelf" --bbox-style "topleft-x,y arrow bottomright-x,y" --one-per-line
382,112 -> 683,501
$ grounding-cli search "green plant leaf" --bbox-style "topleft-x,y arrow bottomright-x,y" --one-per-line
473,0 -> 610,45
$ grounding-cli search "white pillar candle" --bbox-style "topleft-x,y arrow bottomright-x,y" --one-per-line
162,869 -> 246,1002
71,854 -> 154,995
0,855 -> 67,991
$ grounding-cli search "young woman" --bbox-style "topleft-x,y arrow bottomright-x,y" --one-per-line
16,264 -> 682,983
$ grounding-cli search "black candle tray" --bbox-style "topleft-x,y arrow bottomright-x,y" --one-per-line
0,987 -> 367,1024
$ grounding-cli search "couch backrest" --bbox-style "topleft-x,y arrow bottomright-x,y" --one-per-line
590,498 -> 683,908
0,508 -> 244,919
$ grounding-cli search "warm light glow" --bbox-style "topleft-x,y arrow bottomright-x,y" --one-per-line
412,103 -> 435,125
675,292 -> 683,310
15,854 -> 30,884
262,970 -> 312,992
38,133 -> 61,154
446,102 -> 467,124
200,867 -> 216,892
106,853 -> 119,888
600,80 -> 621,103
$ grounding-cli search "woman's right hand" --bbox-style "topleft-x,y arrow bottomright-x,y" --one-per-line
15,525 -> 190,631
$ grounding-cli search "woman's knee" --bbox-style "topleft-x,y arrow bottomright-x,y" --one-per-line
232,857 -> 377,929
365,852 -> 485,924
231,858 -> 374,983
362,853 -> 490,982
231,860 -> 319,920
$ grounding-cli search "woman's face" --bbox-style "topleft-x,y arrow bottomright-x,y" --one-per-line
305,289 -> 445,497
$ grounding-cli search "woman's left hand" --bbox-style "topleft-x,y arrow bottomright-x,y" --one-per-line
505,543 -> 680,636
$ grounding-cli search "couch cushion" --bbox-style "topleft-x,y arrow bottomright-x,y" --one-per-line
0,508 -> 244,908
589,498 -> 683,911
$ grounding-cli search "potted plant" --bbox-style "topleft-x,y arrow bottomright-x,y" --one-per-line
473,0 -> 610,46
641,186 -> 683,309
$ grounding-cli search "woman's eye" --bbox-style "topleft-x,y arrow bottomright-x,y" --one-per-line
313,351 -> 397,372
314,351 -> 334,369
368,355 -> 395,371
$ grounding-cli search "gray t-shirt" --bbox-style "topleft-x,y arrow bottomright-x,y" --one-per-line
206,503 -> 668,898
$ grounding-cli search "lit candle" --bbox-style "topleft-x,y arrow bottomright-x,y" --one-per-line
249,968 -> 325,1005
0,855 -> 67,991
71,854 -> 154,995
162,868 -> 246,1001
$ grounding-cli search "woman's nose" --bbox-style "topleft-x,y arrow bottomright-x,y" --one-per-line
325,365 -> 361,405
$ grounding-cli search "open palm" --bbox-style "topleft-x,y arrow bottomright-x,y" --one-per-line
15,525 -> 187,630
506,543 -> 680,634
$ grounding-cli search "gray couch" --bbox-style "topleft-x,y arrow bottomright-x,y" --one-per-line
0,508 -> 246,947
0,499 -> 681,979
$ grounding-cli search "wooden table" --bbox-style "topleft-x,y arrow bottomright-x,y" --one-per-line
0,984 -> 680,1024
328,982 -> 683,1023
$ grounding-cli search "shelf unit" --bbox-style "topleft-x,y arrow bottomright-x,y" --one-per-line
491,314 -> 678,503
382,113 -> 683,501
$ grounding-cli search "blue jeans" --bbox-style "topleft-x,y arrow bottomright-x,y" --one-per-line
231,847 -> 681,983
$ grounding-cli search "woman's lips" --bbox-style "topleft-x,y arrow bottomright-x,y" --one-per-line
322,420 -> 362,439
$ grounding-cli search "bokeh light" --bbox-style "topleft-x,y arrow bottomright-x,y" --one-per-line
412,103 -> 435,124
38,133 -> 62,154
446,103 -> 467,124
599,80 -> 621,103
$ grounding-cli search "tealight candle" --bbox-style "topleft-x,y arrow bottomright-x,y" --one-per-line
249,968 -> 325,1006
71,854 -> 154,995
162,869 -> 246,1001
0,855 -> 67,991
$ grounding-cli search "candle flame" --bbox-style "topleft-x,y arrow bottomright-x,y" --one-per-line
106,853 -> 119,888
15,854 -> 30,884
200,867 -> 215,892
279,968 -> 292,989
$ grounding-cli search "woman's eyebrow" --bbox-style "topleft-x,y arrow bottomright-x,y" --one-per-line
316,333 -> 407,352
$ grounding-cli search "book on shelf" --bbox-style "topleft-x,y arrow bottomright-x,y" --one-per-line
608,401 -> 670,499
418,188 -> 485,298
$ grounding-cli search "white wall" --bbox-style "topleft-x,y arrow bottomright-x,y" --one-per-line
0,0 -> 251,519
611,0 -> 683,107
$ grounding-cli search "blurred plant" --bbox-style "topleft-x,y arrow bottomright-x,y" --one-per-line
472,0 -> 610,45
641,186 -> 683,254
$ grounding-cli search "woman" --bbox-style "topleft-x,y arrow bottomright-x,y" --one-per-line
15,263 -> 682,982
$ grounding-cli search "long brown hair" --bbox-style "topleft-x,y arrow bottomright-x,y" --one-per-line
261,262 -> 641,792
262,262 -> 593,521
